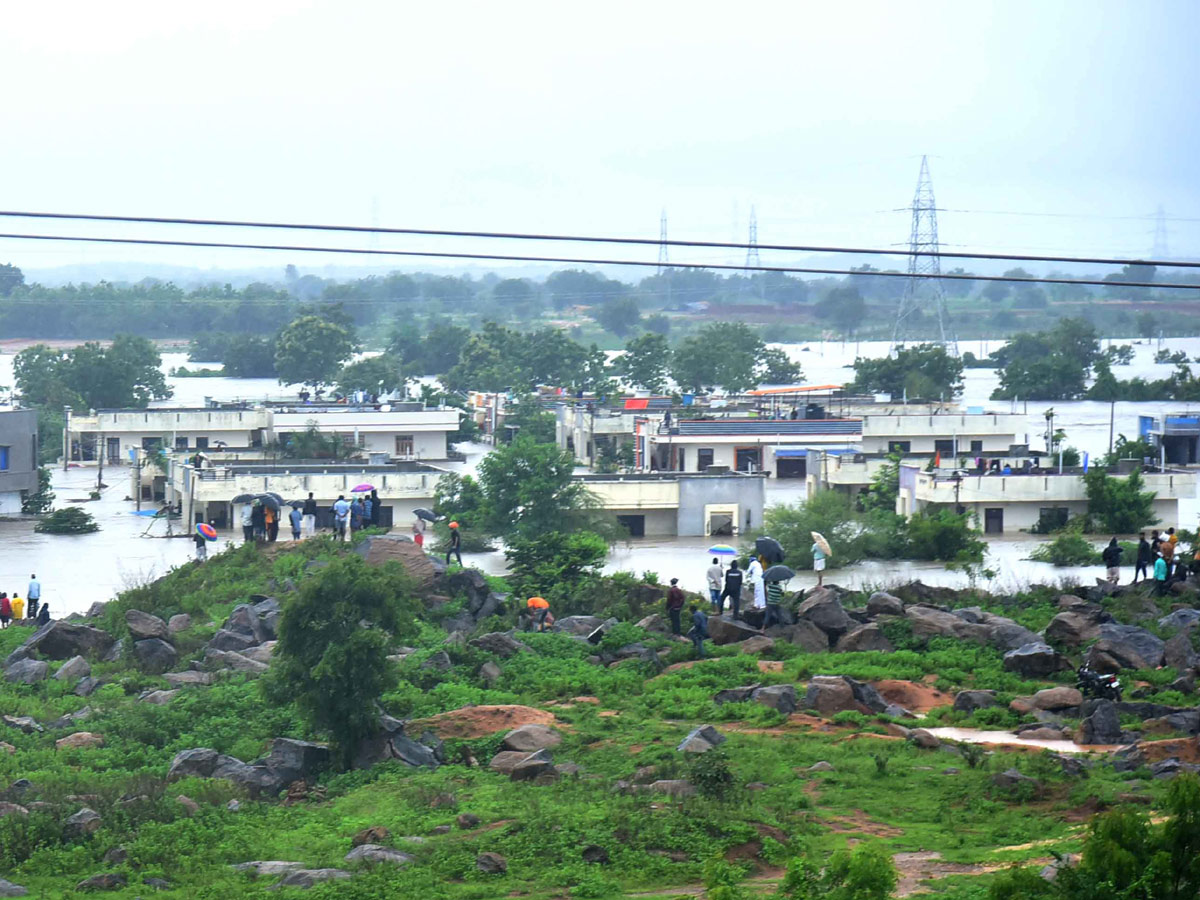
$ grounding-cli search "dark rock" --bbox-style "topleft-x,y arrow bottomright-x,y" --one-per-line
1079,700 -> 1122,745
207,629 -> 257,653
1164,632 -> 1198,672
796,587 -> 852,640
468,632 -> 531,658
501,724 -> 561,752
1095,623 -> 1166,669
1003,642 -> 1069,677
420,650 -> 452,672
1159,609 -> 1200,631
835,623 -> 893,653
489,750 -> 533,775
1044,610 -> 1103,646
276,869 -> 352,889
992,768 -> 1041,792
344,844 -> 414,866
910,729 -> 940,749
866,591 -> 904,617
64,807 -> 102,837
75,873 -> 126,891
555,615 -> 606,636
676,724 -> 726,753
167,747 -> 219,780
125,609 -> 169,641
20,621 -> 115,661
456,813 -> 481,829
54,655 -> 91,682
265,738 -> 330,782
906,605 -> 990,643
133,638 -> 177,674
582,844 -> 610,864
953,690 -> 998,713
510,748 -> 556,781
226,604 -> 269,644
2,715 -> 42,734
353,826 -> 391,846
167,614 -> 191,633
750,684 -> 797,715
101,639 -> 124,663
0,878 -> 28,897
1170,675 -> 1196,695
706,616 -> 763,645
714,684 -> 761,705
476,852 -> 508,874
4,659 -> 48,684
764,620 -> 828,652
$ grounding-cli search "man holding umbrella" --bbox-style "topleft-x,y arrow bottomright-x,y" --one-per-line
761,563 -> 794,629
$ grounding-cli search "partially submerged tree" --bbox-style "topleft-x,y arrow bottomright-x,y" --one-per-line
274,315 -> 357,387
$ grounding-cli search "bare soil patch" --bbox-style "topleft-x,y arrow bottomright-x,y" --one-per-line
874,680 -> 952,714
410,705 -> 558,739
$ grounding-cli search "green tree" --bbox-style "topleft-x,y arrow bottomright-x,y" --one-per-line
670,323 -> 769,393
0,263 -> 24,297
816,286 -> 866,334
1084,467 -> 1158,533
264,556 -> 420,769
336,354 -> 405,396
619,333 -> 671,392
14,336 -> 171,410
592,295 -> 641,336
503,394 -> 557,444
781,842 -> 897,900
850,343 -> 964,397
758,347 -> 803,385
274,315 -> 357,387
476,436 -> 600,540
991,319 -> 1099,401
222,334 -> 277,378
505,530 -> 608,596
860,454 -> 900,513
20,466 -> 55,514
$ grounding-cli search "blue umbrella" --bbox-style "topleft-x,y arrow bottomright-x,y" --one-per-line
708,544 -> 737,556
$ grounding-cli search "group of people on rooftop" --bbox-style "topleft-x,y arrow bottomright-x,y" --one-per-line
0,575 -> 48,629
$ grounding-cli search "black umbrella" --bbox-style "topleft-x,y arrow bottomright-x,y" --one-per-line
255,493 -> 281,511
763,564 -> 796,583
232,493 -> 256,504
756,536 -> 786,564
289,500 -> 304,508
413,507 -> 440,522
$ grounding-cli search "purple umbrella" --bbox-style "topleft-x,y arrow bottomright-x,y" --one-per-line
351,483 -> 375,493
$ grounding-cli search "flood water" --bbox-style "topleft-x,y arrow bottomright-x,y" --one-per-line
925,727 -> 1124,755
1,340 -> 1198,615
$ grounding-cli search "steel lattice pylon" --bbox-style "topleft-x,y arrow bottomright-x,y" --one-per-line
892,156 -> 956,354
656,209 -> 669,274
745,205 -> 761,269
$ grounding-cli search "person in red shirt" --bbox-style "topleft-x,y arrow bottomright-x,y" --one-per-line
0,593 -> 10,629
666,578 -> 686,636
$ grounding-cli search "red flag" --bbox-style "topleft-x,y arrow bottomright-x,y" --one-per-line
934,451 -> 941,468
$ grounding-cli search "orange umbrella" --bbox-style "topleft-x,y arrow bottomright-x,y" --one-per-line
527,597 -> 549,609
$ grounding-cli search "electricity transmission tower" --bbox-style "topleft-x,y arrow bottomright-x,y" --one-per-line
891,155 -> 956,353
1152,205 -> 1169,259
745,205 -> 761,268
657,209 -> 669,274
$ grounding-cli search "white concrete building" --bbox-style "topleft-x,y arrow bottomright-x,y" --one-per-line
579,471 -> 766,537
896,463 -> 1196,535
272,406 -> 460,461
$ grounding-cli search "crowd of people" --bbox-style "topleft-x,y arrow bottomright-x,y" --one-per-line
1123,526 -> 1200,594
0,575 -> 49,629
232,490 -> 384,549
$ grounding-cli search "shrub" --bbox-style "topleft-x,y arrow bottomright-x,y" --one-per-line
1029,532 -> 1098,566
689,747 -> 736,800
34,506 -> 99,534
781,842 -> 897,899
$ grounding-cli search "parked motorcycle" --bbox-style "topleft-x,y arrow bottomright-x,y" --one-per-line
1077,665 -> 1122,702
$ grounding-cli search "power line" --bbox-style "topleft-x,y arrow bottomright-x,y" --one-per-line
0,229 -> 1194,291
0,209 -> 1197,271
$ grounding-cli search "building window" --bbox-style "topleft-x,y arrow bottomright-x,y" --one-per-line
396,435 -> 414,456
887,441 -> 911,454
195,437 -> 209,450
141,437 -> 163,451
697,448 -> 714,471
175,437 -> 188,451
970,440 -> 983,453
934,439 -> 955,454
0,446 -> 8,470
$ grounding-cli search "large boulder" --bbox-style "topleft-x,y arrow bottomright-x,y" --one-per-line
133,638 -> 177,674
501,724 -> 561,752
353,717 -> 441,770
1079,700 -> 1122,744
835,623 -> 893,653
0,878 -> 27,897
19,622 -> 115,661
510,748 -> 557,781
167,614 -> 192,634
676,724 -> 726,753
469,632 -> 531,659
1095,624 -> 1166,669
1045,610 -> 1103,646
344,845 -> 414,867
796,587 -> 852,641
4,659 -> 48,684
276,869 -> 352,889
207,629 -> 257,652
354,535 -> 436,589
204,649 -> 269,676
906,605 -> 989,643
1164,631 -> 1198,672
738,634 -> 775,655
167,748 -> 219,780
1160,609 -> 1200,632
713,684 -> 760,705
224,605 -> 269,645
707,616 -> 762,646
953,690 -> 997,713
866,591 -> 904,617
765,620 -> 829,652
1032,687 -> 1083,711
56,732 -> 104,750
54,656 -> 90,682
750,684 -> 797,715
804,675 -> 856,716
64,807 -> 102,837
124,610 -> 169,642
264,738 -> 330,782
555,616 -> 606,636
1003,642 -> 1069,678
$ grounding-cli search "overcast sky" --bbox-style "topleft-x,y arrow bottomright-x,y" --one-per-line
3,0 -> 1198,277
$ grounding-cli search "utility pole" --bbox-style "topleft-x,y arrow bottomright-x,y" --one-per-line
892,156 -> 956,354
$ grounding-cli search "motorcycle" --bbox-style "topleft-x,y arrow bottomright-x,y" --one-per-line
1077,665 -> 1122,702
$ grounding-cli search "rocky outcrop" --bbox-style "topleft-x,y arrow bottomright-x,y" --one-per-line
469,632 -> 530,658
1079,700 -> 1123,744
676,724 -> 726,753
803,675 -> 887,716
344,844 -> 414,867
476,852 -> 508,875
796,587 -> 852,643
953,690 -> 997,713
706,617 -> 762,645
54,656 -> 90,682
1089,624 -> 1166,670
17,622 -> 116,661
555,615 -> 606,636
765,620 -> 829,652
276,869 -> 352,889
1003,642 -> 1069,677
56,732 -> 104,750
65,807 -> 102,837
1164,631 -> 1198,672
750,684 -> 797,715
353,716 -> 442,770
501,724 -> 561,752
132,638 -> 177,674
167,614 -> 192,634
866,591 -> 904,617
125,610 -> 169,641
4,659 -> 48,684
1044,609 -> 1104,646
835,623 -> 893,653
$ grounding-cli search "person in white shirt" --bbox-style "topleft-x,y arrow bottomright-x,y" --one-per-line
705,557 -> 723,609
745,556 -> 765,608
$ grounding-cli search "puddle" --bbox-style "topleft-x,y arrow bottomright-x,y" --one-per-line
926,727 -> 1125,755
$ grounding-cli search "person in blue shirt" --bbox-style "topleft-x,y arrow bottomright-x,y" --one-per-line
289,506 -> 303,541
27,574 -> 41,621
1154,552 -> 1169,595
688,605 -> 709,659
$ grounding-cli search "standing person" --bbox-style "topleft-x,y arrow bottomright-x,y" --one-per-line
412,514 -> 427,548
764,579 -> 783,629
1150,529 -> 1162,557
705,557 -> 723,610
241,503 -> 254,543
446,521 -> 463,567
332,495 -> 351,541
350,497 -> 365,535
265,504 -> 279,543
289,505 -> 303,541
1154,551 -> 1169,595
35,603 -> 49,628
0,593 -> 10,629
369,489 -> 381,527
362,495 -> 373,529
1167,527 -> 1179,561
1102,538 -> 1123,585
745,556 -> 765,610
251,500 -> 266,542
665,578 -> 686,636
1134,532 -> 1152,584
27,575 -> 40,622
1162,530 -> 1176,564
811,539 -> 827,587
688,605 -> 709,659
193,527 -> 208,561
302,492 -> 318,537
11,594 -> 24,622
719,560 -> 743,619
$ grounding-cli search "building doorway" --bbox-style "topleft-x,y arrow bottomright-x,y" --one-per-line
106,437 -> 121,464
735,447 -> 761,472
617,514 -> 645,538
984,508 -> 1004,534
